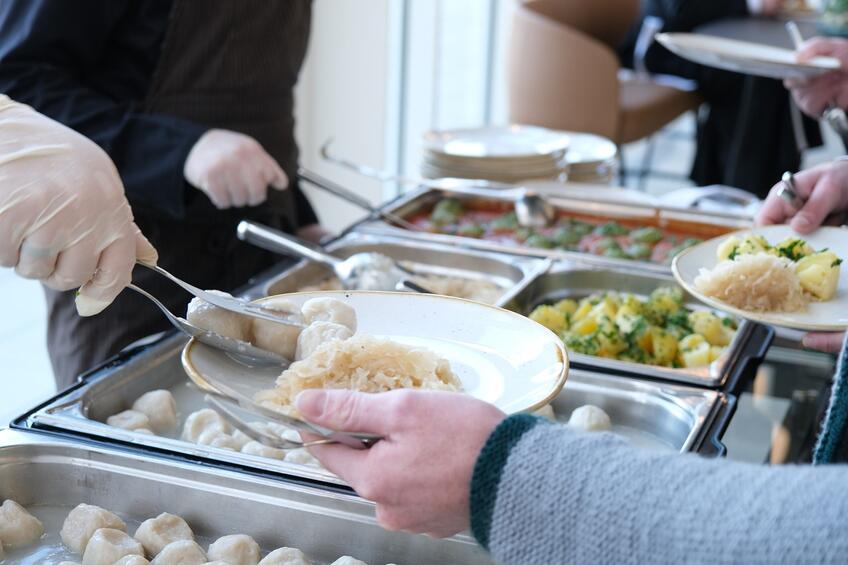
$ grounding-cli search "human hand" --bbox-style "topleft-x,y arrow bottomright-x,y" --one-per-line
0,96 -> 157,316
296,223 -> 332,245
184,129 -> 288,209
296,389 -> 506,537
756,160 -> 848,233
784,38 -> 848,118
802,332 -> 846,354
747,0 -> 785,16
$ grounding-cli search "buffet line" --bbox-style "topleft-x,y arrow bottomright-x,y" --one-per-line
5,186 -> 775,564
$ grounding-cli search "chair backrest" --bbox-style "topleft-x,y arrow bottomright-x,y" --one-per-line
507,2 -> 620,139
520,0 -> 640,49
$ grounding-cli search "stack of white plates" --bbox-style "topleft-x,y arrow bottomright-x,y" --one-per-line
420,125 -> 570,183
565,132 -> 619,184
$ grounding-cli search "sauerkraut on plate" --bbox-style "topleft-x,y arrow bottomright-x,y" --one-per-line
693,233 -> 841,312
673,226 -> 848,331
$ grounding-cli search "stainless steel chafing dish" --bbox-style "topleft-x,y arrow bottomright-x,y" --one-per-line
354,186 -> 752,274
503,262 -> 773,390
548,369 -> 726,454
0,429 -> 489,564
259,231 -> 551,307
14,331 -> 731,496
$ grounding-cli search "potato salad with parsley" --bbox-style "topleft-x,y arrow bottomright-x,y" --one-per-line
528,287 -> 737,368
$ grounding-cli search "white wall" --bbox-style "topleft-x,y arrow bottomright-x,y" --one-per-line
294,0 -> 402,233
295,0 -> 517,233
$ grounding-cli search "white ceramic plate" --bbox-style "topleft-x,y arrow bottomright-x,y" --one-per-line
673,225 -> 848,331
423,125 -> 571,159
656,32 -> 840,80
182,291 -> 569,416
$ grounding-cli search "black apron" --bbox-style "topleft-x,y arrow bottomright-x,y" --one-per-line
44,0 -> 313,388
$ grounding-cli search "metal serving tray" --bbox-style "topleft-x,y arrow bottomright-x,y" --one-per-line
549,369 -> 725,454
354,186 -> 752,274
14,333 -> 729,498
0,430 -> 489,564
503,262 -> 773,390
260,232 -> 551,307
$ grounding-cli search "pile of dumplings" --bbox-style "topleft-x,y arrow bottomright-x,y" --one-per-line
14,501 -> 369,564
181,408 -> 321,468
103,389 -> 322,469
186,294 -> 357,362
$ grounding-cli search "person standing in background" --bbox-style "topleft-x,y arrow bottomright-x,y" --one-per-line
619,0 -> 823,197
0,0 -> 322,388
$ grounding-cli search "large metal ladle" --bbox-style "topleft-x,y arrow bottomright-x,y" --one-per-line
237,221 -> 430,292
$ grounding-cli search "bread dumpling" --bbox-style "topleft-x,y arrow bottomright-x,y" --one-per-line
207,534 -> 261,565
197,429 -> 239,451
107,410 -> 151,431
150,539 -> 207,564
182,409 -> 231,442
295,321 -> 353,360
533,404 -> 556,421
114,556 -> 150,565
186,291 -> 251,342
568,404 -> 612,432
135,512 -> 194,556
132,390 -> 178,432
258,547 -> 311,564
230,429 -> 253,450
250,298 -> 303,360
81,528 -> 144,565
241,441 -> 286,460
0,499 -> 43,549
284,448 -> 320,468
61,503 -> 126,554
300,298 -> 356,332
330,557 -> 367,565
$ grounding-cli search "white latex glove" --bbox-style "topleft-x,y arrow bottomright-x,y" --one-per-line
183,129 -> 289,209
0,95 -> 157,316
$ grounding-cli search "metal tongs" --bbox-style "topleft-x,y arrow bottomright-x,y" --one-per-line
128,262 -> 300,366
130,263 -> 378,449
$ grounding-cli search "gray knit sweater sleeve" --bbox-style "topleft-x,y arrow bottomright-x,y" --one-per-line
469,415 -> 848,565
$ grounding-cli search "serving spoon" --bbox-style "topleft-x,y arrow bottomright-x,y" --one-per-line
237,220 -> 431,293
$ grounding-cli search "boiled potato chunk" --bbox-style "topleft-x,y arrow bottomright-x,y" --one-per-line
774,237 -> 814,261
529,305 -> 568,333
651,328 -> 678,365
796,251 -> 841,301
736,234 -> 770,256
688,311 -> 731,346
678,334 -> 711,367
716,236 -> 740,261
553,298 -> 578,315
571,317 -> 598,336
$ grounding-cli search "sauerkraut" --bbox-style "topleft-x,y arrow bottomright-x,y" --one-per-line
694,254 -> 807,312
255,335 -> 461,417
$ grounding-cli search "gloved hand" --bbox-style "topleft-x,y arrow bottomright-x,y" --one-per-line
183,129 -> 289,209
0,96 -> 157,316
296,388 -> 506,538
